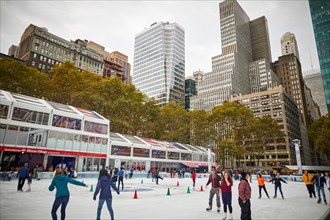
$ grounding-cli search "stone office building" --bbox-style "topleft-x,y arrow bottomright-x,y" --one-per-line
17,24 -> 104,75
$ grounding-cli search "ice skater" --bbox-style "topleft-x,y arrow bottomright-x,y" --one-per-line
17,162 -> 29,192
191,169 -> 196,189
269,173 -> 287,199
238,172 -> 251,220
205,168 -> 221,212
93,169 -> 120,220
302,170 -> 316,198
26,172 -> 32,192
118,167 -> 124,191
312,171 -> 327,204
257,173 -> 270,199
49,168 -> 88,220
154,168 -> 163,185
220,170 -> 233,220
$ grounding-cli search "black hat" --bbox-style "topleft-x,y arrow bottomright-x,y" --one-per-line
241,171 -> 249,179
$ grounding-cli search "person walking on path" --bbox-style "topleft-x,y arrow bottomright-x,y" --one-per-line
257,173 -> 270,199
269,173 -> 287,199
302,170 -> 316,198
205,168 -> 222,213
238,172 -> 251,220
25,172 -> 32,192
49,168 -> 88,220
191,169 -> 197,189
93,169 -> 120,220
220,170 -> 233,220
118,167 -> 124,191
17,162 -> 29,192
312,172 -> 327,204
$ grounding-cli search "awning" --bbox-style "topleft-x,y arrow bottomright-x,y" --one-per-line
181,162 -> 199,168
198,162 -> 218,167
285,165 -> 330,171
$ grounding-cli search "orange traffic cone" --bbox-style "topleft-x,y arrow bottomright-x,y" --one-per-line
200,185 -> 204,192
133,190 -> 138,199
177,181 -> 180,186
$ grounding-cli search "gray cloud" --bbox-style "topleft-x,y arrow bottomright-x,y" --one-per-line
0,0 -> 319,77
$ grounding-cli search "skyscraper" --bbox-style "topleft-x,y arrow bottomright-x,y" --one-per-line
190,0 -> 279,111
132,22 -> 185,107
309,0 -> 330,112
281,32 -> 300,61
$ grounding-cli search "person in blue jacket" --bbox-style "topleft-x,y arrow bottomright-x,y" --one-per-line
118,167 -> 125,191
17,162 -> 29,191
49,168 -> 88,220
93,169 -> 120,220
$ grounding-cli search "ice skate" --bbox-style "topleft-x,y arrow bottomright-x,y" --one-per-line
223,212 -> 227,220
206,206 -> 212,211
227,213 -> 233,220
217,207 -> 220,213
317,199 -> 321,204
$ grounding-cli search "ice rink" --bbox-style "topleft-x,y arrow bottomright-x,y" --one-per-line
1,176 -> 329,219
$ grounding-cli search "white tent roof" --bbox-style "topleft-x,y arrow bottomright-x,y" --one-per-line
285,165 -> 330,171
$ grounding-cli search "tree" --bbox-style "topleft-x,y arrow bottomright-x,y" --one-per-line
190,110 -> 211,147
158,102 -> 190,143
308,115 -> 330,160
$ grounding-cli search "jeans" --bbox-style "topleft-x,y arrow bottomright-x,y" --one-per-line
97,199 -> 114,220
274,184 -> 283,197
17,177 -> 26,191
51,195 -> 69,220
316,186 -> 326,201
259,185 -> 269,197
208,188 -> 221,208
238,198 -> 251,220
222,192 -> 232,213
118,177 -> 124,191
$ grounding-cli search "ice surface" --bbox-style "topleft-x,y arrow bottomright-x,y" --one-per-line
1,176 -> 329,219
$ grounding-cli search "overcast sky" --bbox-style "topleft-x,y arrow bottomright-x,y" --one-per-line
1,0 -> 319,77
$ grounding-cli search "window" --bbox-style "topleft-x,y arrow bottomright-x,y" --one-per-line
12,107 -> 49,125
33,53 -> 37,58
111,145 -> 131,156
133,148 -> 150,157
32,61 -> 35,66
152,149 -> 166,159
0,105 -> 9,118
52,115 -> 81,130
84,121 -> 107,134
168,152 -> 180,160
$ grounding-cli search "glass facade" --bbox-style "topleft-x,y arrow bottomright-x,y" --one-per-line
133,22 -> 185,107
309,0 -> 330,111
185,78 -> 196,110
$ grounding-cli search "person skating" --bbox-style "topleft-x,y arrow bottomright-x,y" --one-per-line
312,171 -> 327,204
302,170 -> 316,198
93,169 -> 120,220
191,169 -> 196,189
326,173 -> 330,192
154,168 -> 163,185
238,172 -> 251,220
17,162 -> 29,192
49,168 -> 88,220
269,173 -> 287,199
205,168 -> 221,213
220,170 -> 233,220
112,168 -> 119,184
118,167 -> 124,191
257,173 -> 270,199
25,172 -> 32,192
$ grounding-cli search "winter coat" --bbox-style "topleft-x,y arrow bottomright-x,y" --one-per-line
191,171 -> 196,180
118,170 -> 125,177
206,174 -> 221,188
27,176 -> 32,184
49,174 -> 85,197
17,166 -> 29,178
312,175 -> 326,188
238,179 -> 251,201
257,177 -> 268,186
269,177 -> 287,186
220,179 -> 233,193
302,173 -> 313,185
93,176 -> 119,200
112,170 -> 119,182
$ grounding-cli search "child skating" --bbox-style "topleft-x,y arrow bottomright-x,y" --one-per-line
269,173 -> 287,199
257,173 -> 270,199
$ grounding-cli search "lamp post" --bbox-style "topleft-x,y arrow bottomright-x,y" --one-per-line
292,139 -> 302,175
207,145 -> 213,173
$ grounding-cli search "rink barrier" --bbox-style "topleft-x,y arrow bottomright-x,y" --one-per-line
0,172 -> 303,182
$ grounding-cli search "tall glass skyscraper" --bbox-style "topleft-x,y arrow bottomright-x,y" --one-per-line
132,22 -> 185,107
309,0 -> 330,112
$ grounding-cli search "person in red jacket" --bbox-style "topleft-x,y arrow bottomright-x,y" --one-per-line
220,170 -> 233,220
205,168 -> 222,212
238,171 -> 251,220
191,169 -> 197,189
